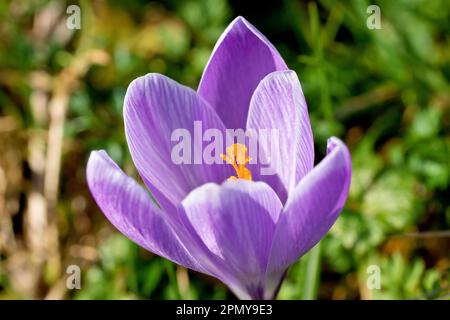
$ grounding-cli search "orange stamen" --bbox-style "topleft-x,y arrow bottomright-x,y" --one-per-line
220,143 -> 252,181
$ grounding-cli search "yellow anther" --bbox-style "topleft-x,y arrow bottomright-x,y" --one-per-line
220,143 -> 252,181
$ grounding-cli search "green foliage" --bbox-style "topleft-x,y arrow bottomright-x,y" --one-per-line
76,234 -> 228,299
278,243 -> 322,300
360,253 -> 443,299
0,0 -> 448,299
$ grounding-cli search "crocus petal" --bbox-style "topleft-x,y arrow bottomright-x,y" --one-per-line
124,73 -> 233,212
86,150 -> 205,273
181,180 -> 282,299
266,137 -> 351,294
198,16 -> 288,129
247,70 -> 314,197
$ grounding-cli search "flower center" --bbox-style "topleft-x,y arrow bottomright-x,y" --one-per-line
220,143 -> 252,181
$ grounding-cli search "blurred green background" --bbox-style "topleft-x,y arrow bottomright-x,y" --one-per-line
0,0 -> 449,300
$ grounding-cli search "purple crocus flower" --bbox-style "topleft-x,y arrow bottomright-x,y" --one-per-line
87,16 -> 351,300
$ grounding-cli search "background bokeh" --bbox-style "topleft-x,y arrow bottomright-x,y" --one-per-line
0,0 -> 449,300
